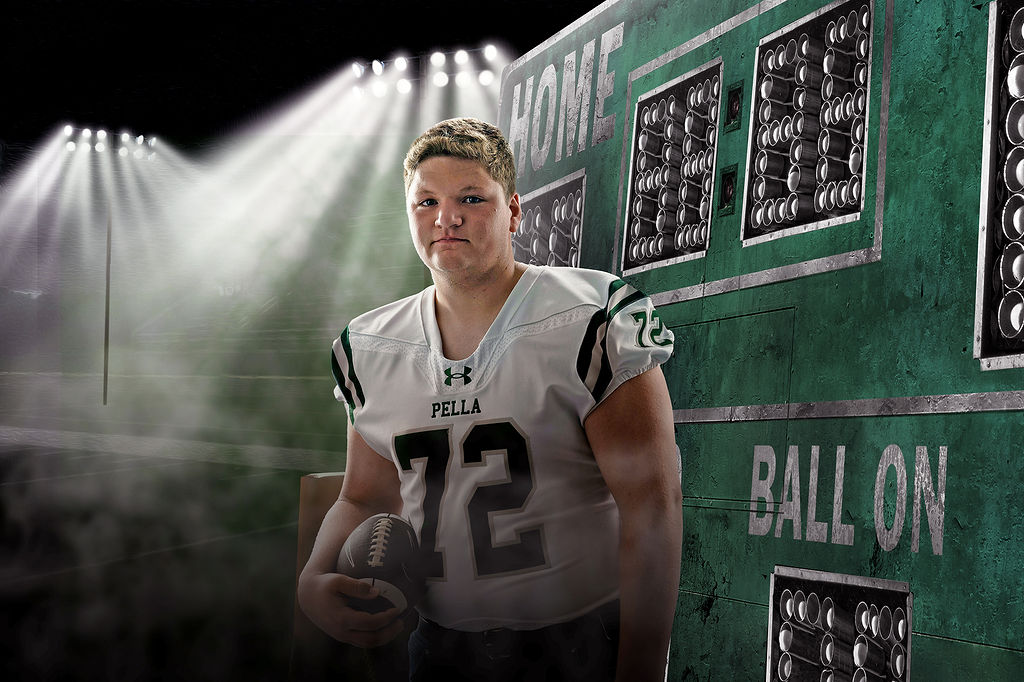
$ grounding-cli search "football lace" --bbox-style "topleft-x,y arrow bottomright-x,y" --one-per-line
367,517 -> 392,568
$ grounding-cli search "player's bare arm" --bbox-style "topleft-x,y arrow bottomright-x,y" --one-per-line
297,425 -> 406,647
585,365 -> 683,682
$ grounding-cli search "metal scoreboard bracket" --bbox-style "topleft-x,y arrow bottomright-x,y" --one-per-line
977,0 -> 1024,370
515,170 -> 586,268
620,59 -> 723,275
767,566 -> 913,682
742,0 -> 873,246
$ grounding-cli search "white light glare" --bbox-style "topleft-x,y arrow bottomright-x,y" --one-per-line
455,71 -> 472,88
136,135 -> 144,145
454,49 -> 469,65
82,128 -> 92,138
121,132 -> 131,142
372,59 -> 384,76
394,56 -> 408,72
479,70 -> 495,86
64,124 -> 73,137
95,142 -> 106,153
430,51 -> 446,67
397,78 -> 412,94
96,130 -> 107,141
371,79 -> 388,97
351,62 -> 365,78
484,44 -> 498,61
66,141 -> 76,152
119,147 -> 128,157
433,72 -> 449,87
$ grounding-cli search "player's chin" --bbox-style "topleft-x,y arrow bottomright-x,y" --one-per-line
428,254 -> 474,275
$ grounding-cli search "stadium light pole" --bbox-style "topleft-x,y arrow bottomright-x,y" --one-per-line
103,189 -> 112,405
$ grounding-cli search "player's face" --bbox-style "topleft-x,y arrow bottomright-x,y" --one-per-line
406,156 -> 521,282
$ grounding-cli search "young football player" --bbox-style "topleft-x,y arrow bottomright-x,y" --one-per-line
298,117 -> 682,682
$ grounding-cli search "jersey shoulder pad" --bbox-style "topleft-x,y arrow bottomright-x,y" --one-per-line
518,266 -> 624,320
538,265 -> 619,303
347,289 -> 426,344
533,266 -> 652,318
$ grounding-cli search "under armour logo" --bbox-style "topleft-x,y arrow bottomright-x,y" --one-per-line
443,366 -> 473,386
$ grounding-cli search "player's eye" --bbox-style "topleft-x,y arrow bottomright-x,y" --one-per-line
418,198 -> 438,207
463,195 -> 484,204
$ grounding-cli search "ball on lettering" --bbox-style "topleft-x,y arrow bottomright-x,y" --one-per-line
336,513 -> 425,616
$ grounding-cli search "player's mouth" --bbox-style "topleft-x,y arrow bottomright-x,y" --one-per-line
433,236 -> 469,244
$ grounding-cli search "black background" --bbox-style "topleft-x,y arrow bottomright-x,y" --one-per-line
3,0 -> 606,153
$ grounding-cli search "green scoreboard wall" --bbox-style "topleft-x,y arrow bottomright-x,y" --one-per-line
498,0 -> 1023,679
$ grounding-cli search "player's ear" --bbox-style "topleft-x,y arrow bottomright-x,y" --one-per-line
508,192 -> 522,233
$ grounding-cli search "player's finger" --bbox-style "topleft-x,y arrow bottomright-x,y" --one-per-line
347,606 -> 402,631
328,573 -> 379,599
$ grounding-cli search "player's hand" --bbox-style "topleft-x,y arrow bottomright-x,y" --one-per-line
297,571 -> 405,647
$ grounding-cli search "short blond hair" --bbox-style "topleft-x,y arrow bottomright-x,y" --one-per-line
403,117 -> 516,200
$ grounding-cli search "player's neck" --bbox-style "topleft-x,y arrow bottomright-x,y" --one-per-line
432,260 -> 527,361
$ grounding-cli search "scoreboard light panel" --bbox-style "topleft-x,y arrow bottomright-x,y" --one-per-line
515,170 -> 586,268
742,0 -> 873,245
621,59 -> 723,275
977,0 -> 1024,369
605,0 -> 891,300
767,566 -> 912,682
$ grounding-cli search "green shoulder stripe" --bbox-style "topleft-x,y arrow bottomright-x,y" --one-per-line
331,327 -> 365,409
606,280 -> 646,321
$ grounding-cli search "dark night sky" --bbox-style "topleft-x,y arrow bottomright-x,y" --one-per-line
2,0 -> 605,153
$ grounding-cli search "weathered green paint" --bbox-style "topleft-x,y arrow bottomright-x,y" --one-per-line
500,0 -> 1023,678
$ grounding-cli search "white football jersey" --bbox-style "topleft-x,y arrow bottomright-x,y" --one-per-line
331,265 -> 673,631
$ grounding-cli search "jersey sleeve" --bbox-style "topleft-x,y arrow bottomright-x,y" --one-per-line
575,278 -> 674,411
330,326 -> 365,425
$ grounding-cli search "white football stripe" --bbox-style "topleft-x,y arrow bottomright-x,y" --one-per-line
359,577 -> 408,613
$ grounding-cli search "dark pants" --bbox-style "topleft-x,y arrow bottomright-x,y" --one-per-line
407,600 -> 620,682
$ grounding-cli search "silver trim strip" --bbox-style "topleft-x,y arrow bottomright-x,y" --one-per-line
653,243 -> 879,305
976,3 -> 998,362
520,167 -> 588,201
673,389 -> 1024,423
774,565 -> 911,595
740,212 -> 862,247
981,354 -> 1024,370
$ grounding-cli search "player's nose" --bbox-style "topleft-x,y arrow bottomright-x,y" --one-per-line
434,199 -> 463,229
